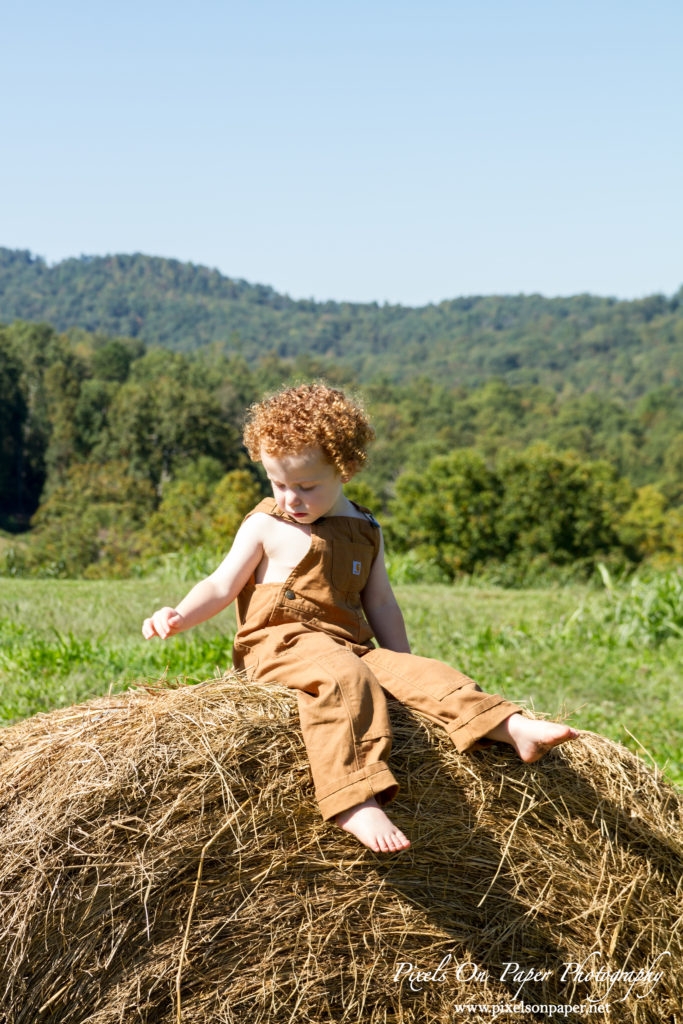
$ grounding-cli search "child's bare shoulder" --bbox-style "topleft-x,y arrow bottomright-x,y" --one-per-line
245,510 -> 292,540
243,511 -> 310,555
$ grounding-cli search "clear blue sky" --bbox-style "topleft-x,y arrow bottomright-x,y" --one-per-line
2,0 -> 681,306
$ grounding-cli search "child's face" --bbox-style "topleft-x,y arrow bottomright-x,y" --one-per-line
261,446 -> 348,523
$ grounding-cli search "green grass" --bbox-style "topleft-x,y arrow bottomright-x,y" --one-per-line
0,579 -> 237,722
1,575 -> 681,787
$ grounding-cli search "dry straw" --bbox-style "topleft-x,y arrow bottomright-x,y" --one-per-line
1,675 -> 681,1024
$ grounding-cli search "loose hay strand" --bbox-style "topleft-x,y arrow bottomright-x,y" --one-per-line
176,800 -> 252,1024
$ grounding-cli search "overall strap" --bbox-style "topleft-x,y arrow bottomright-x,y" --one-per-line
241,498 -> 287,522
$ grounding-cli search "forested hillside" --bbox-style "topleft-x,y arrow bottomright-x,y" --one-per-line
2,248 -> 683,397
1,318 -> 681,582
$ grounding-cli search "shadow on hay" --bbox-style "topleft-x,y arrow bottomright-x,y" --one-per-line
374,701 -> 681,1012
373,708 -> 568,1008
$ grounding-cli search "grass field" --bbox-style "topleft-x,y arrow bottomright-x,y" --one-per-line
1,575 -> 681,786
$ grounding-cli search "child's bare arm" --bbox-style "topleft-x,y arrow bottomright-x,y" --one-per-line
361,531 -> 411,653
142,516 -> 264,640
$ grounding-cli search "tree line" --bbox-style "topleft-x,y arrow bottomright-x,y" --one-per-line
0,320 -> 681,581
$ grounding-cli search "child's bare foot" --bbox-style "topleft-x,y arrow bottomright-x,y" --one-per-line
336,797 -> 411,853
485,713 -> 579,763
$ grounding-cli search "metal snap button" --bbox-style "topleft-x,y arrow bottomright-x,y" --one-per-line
285,589 -> 295,600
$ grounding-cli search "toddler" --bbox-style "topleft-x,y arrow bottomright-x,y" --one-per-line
143,383 -> 577,853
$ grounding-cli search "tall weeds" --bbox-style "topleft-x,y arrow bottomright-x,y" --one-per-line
566,566 -> 683,647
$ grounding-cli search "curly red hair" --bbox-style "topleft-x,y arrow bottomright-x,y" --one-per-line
243,383 -> 374,478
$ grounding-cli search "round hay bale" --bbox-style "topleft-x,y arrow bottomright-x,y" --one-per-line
1,675 -> 681,1024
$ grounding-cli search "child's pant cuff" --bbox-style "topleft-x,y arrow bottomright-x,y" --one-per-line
447,696 -> 522,752
316,763 -> 399,821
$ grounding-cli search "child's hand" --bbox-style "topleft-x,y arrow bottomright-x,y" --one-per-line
142,607 -> 184,640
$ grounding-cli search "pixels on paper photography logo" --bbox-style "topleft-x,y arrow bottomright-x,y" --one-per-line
392,949 -> 671,1011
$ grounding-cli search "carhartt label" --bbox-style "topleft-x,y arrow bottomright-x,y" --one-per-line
352,561 -> 362,575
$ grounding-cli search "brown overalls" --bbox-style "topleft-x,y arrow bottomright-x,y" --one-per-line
232,499 -> 521,821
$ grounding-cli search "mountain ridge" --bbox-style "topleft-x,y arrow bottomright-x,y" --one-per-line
1,247 -> 681,396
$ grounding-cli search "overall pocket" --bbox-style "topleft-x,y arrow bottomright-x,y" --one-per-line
331,540 -> 375,593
